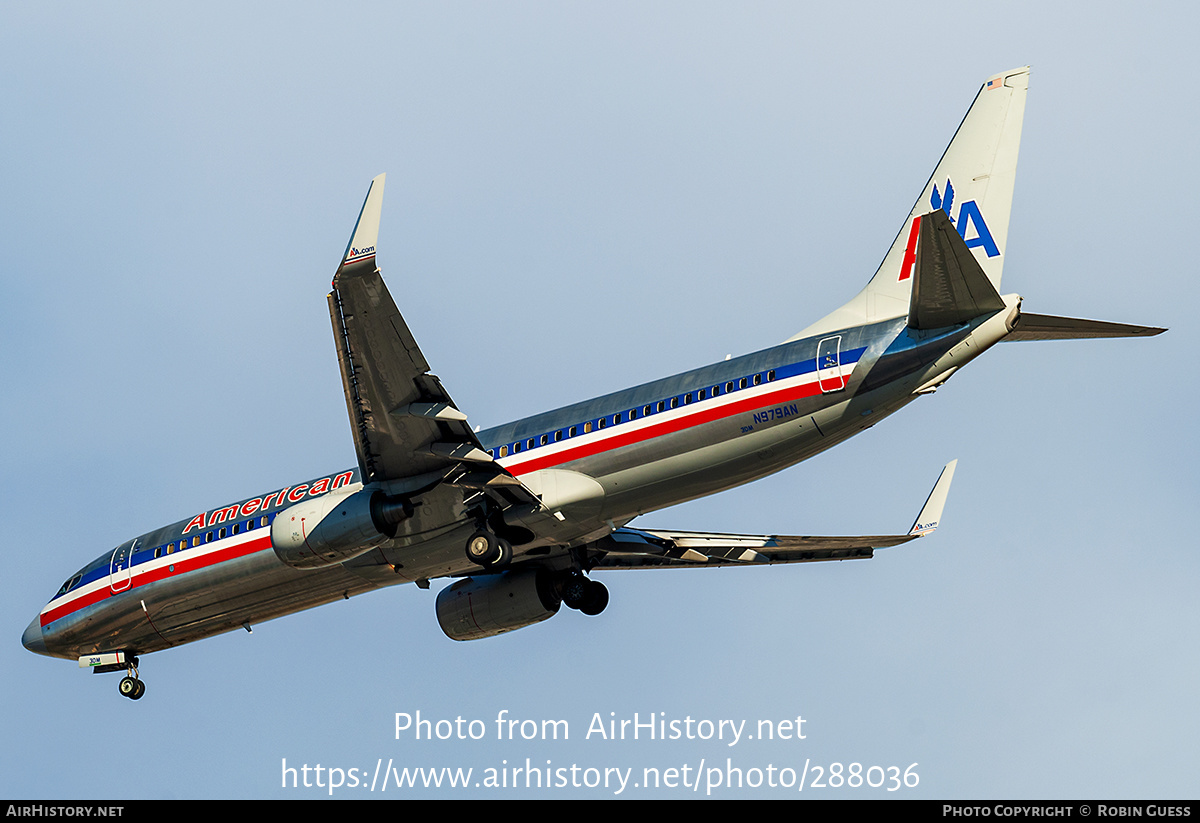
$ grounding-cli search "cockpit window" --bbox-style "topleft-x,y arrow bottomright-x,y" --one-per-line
56,573 -> 82,596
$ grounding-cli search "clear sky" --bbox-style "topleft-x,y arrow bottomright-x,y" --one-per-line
2,1 -> 1196,799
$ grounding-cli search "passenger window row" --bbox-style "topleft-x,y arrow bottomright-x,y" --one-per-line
56,513 -> 279,595
489,369 -> 777,459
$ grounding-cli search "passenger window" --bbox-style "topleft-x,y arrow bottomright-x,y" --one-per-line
499,445 -> 508,457
726,381 -> 734,393
629,409 -> 638,420
584,422 -> 592,434
739,378 -> 747,389
540,434 -> 549,446
753,374 -> 762,385
767,370 -> 776,381
598,418 -> 606,430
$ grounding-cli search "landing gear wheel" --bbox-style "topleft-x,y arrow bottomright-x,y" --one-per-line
119,676 -> 144,700
561,573 -> 589,609
579,580 -> 609,616
493,538 -> 512,569
465,531 -> 513,569
561,574 -> 608,615
465,530 -> 499,566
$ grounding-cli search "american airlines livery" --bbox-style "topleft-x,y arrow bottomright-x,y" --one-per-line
23,67 -> 1163,700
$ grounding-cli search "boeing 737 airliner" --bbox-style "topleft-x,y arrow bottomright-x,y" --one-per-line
22,67 -> 1163,700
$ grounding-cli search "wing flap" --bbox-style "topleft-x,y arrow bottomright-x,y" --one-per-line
591,461 -> 957,570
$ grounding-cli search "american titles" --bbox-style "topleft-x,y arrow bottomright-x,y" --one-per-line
182,471 -> 354,534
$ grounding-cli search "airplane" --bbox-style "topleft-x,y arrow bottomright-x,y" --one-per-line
22,66 -> 1164,700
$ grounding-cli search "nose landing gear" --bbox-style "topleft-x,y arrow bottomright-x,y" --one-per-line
118,660 -> 145,700
119,676 -> 144,700
81,651 -> 146,700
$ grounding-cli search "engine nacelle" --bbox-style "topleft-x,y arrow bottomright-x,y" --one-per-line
271,488 -> 410,569
436,570 -> 562,641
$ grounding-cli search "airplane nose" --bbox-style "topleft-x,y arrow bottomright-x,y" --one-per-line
22,616 -> 48,656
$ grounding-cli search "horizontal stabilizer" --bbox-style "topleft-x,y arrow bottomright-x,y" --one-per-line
909,211 -> 1005,330
1004,313 -> 1166,341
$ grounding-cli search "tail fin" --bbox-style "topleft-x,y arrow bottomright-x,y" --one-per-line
794,67 -> 1029,339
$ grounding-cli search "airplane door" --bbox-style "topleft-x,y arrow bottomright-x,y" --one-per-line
817,336 -> 846,392
109,541 -> 134,593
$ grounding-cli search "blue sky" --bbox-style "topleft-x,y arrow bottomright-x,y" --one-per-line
2,2 -> 1196,799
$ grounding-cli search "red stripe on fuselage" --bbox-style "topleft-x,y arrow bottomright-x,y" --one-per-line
502,375 -> 831,477
40,534 -> 273,627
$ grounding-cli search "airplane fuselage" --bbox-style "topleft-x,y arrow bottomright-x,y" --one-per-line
24,298 -> 1017,662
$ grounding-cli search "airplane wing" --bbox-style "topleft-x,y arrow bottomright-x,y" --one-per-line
328,175 -> 538,509
588,460 -> 957,569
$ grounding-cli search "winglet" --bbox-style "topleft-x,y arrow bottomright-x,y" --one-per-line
908,460 -> 958,536
340,173 -> 386,270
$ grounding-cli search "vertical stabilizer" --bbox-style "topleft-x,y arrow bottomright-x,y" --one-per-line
792,67 -> 1028,340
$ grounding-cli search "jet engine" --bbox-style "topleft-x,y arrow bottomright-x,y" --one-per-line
435,570 -> 562,641
271,488 -> 412,569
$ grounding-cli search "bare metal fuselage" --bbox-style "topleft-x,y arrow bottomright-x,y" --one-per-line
26,303 -> 1014,661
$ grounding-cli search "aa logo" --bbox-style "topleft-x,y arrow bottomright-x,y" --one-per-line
899,179 -> 1001,281
931,180 -> 999,258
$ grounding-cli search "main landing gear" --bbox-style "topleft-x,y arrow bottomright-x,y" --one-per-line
560,571 -> 609,616
461,527 -> 608,618
465,530 -> 512,570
